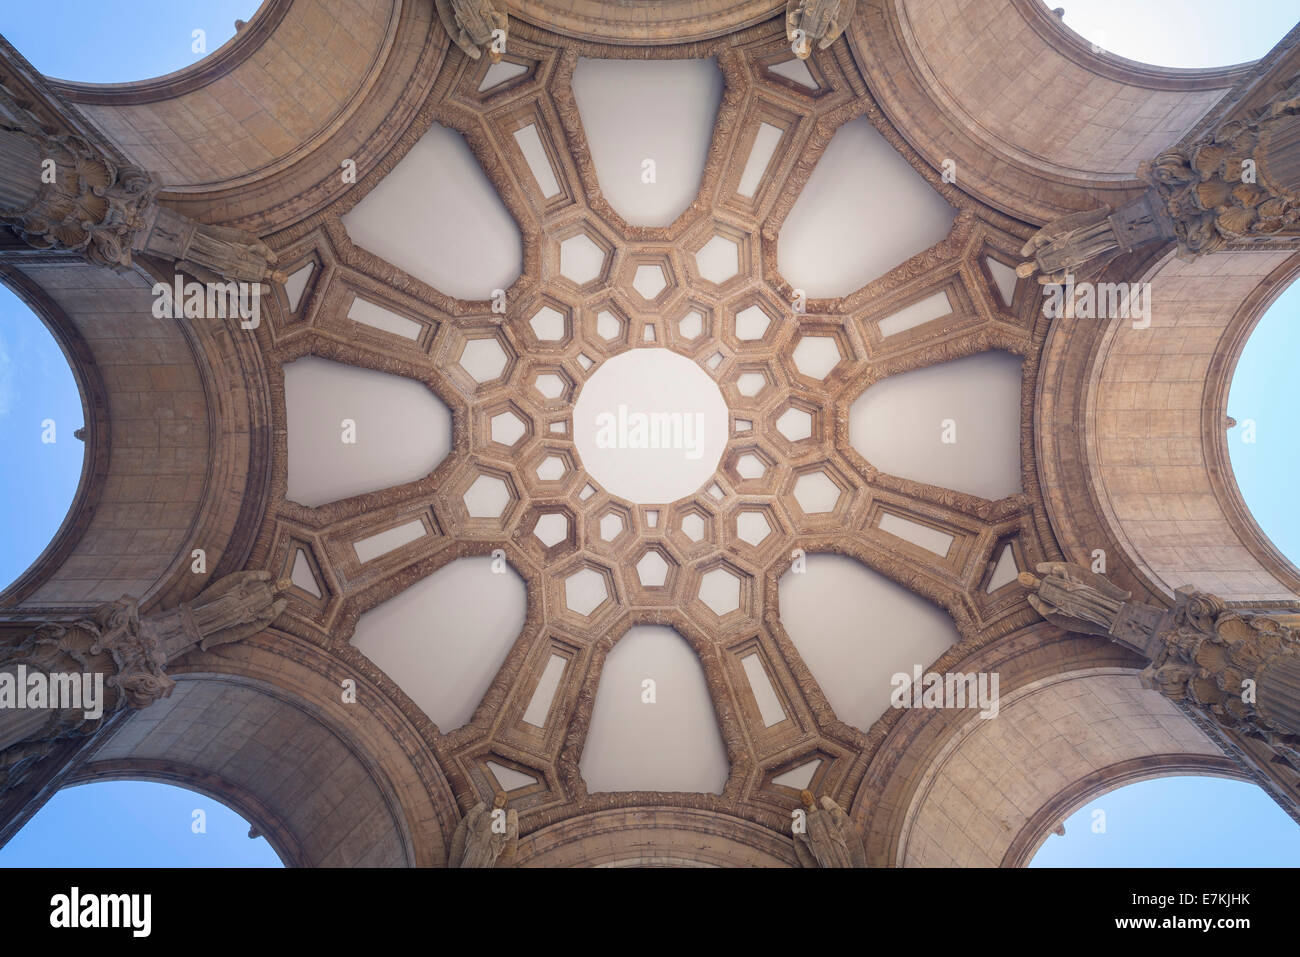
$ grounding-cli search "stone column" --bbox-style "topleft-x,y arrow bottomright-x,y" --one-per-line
0,571 -> 288,794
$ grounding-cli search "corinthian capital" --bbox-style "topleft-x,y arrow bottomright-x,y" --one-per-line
1138,75 -> 1300,258
0,122 -> 157,270
0,572 -> 289,793
1141,590 -> 1300,765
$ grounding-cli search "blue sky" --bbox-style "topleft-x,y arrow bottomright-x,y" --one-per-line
0,0 -> 1298,868
0,283 -> 85,592
1,1 -> 253,83
1032,775 -> 1300,866
0,781 -> 281,866
1226,280 -> 1300,563
1057,0 -> 1298,68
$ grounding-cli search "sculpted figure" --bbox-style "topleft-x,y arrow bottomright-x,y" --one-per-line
1017,562 -> 1131,636
1016,207 -> 1123,284
786,0 -> 857,58
1019,77 -> 1300,285
443,0 -> 508,61
449,791 -> 518,868
84,595 -> 174,709
0,99 -> 281,285
185,571 -> 290,651
793,790 -> 867,868
137,206 -> 285,286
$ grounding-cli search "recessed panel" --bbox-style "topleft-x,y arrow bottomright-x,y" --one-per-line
740,653 -> 786,727
849,352 -> 1023,501
352,556 -> 527,732
987,544 -> 1020,592
571,58 -> 723,227
523,653 -> 568,728
353,519 -> 426,564
778,116 -> 956,298
737,122 -> 784,198
342,122 -> 522,301
779,554 -> 959,731
347,296 -> 422,340
877,512 -> 954,558
877,290 -> 953,337
513,123 -> 561,198
580,625 -> 728,793
284,357 -> 451,507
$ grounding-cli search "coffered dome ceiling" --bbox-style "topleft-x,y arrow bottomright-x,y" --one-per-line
13,0 -> 1297,869
256,18 -> 1050,816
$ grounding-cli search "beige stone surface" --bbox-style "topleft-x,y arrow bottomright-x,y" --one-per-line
86,678 -> 408,866
901,0 -> 1232,179
2,0 -> 1299,867
71,0 -> 394,188
16,263 -> 210,607
900,670 -> 1219,866
1094,250 -> 1298,600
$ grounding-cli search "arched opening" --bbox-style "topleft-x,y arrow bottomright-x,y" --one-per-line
1052,0 -> 1296,68
0,780 -> 282,866
1226,276 -> 1300,571
1030,775 -> 1300,866
0,281 -> 85,594
0,2 -> 265,83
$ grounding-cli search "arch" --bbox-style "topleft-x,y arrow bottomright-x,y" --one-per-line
0,267 -> 107,603
62,764 -> 296,866
52,0 -> 395,193
44,0 -> 289,99
0,262 -> 209,609
73,674 -> 414,867
38,0 -> 447,234
894,668 -> 1225,867
1001,753 -> 1247,867
0,256 -> 276,613
1087,249 -> 1300,600
514,806 -> 798,867
849,0 -> 1252,222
